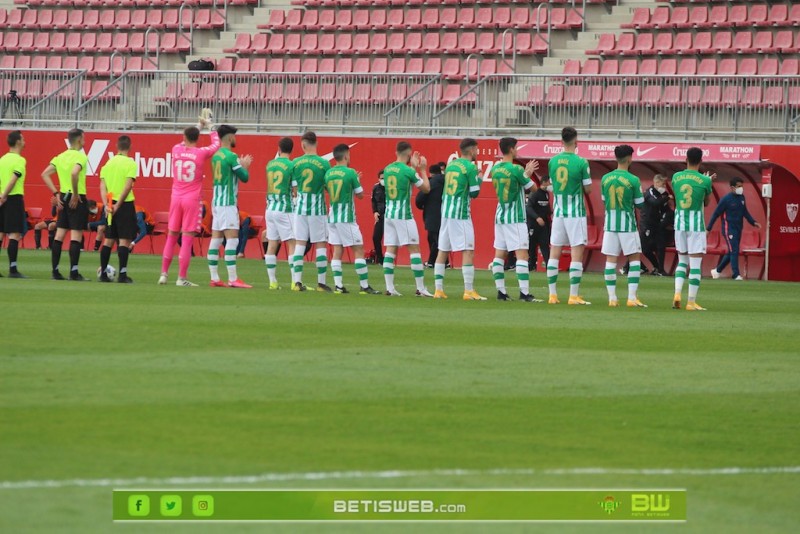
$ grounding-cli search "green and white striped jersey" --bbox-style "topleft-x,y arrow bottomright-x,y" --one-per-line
382,161 -> 422,220
292,154 -> 331,216
266,157 -> 294,213
601,169 -> 644,233
547,151 -> 591,218
324,165 -> 362,224
672,169 -> 712,232
442,157 -> 480,220
211,148 -> 248,207
491,162 -> 534,224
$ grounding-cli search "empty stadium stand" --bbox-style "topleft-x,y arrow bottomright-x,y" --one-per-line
0,0 -> 798,138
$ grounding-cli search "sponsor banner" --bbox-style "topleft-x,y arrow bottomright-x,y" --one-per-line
113,489 -> 687,522
516,141 -> 760,162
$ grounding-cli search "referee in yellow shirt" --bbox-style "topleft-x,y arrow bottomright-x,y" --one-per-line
0,130 -> 27,278
98,136 -> 138,283
41,128 -> 90,281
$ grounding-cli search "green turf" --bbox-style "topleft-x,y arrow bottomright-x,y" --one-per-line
1,249 -> 798,533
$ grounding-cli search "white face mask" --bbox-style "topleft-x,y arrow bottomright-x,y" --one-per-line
544,185 -> 553,192
656,186 -> 667,194
379,179 -> 385,186
735,187 -> 744,195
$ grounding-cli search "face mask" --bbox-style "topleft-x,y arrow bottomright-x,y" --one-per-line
544,185 -> 553,192
735,187 -> 744,195
656,186 -> 667,194
89,208 -> 98,215
379,179 -> 385,186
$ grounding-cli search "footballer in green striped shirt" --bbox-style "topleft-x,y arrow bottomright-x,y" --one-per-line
490,137 -> 541,303
290,131 -> 332,293
381,141 -> 431,297
434,138 -> 485,301
545,127 -> 593,306
323,144 -> 381,295
264,137 -> 296,290
672,147 -> 714,311
207,125 -> 254,289
599,145 -> 647,309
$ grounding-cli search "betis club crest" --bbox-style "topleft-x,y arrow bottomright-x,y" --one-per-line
787,203 -> 799,224
598,495 -> 620,515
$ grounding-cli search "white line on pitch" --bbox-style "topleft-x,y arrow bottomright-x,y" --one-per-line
1,466 -> 799,491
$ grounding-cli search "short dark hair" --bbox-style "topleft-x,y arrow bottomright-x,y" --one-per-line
301,131 -> 317,145
730,178 -> 743,187
7,130 -> 22,148
184,126 -> 200,142
217,124 -> 237,139
117,135 -> 131,152
460,137 -> 478,152
396,141 -> 412,153
686,147 -> 703,166
561,126 -> 578,144
378,170 -> 384,178
499,137 -> 517,155
429,164 -> 442,175
278,137 -> 293,154
540,175 -> 551,183
67,128 -> 84,145
615,144 -> 634,161
332,143 -> 350,162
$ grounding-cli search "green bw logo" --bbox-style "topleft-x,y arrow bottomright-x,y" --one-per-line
631,494 -> 671,515
599,495 -> 620,515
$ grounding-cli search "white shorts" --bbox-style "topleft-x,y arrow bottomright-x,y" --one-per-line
211,205 -> 239,231
293,213 -> 327,243
384,218 -> 420,247
601,231 -> 642,257
329,222 -> 364,248
675,230 -> 707,255
438,218 -> 475,252
266,210 -> 294,242
493,222 -> 529,252
551,217 -> 588,247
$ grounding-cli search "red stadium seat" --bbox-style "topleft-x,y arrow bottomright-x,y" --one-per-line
658,58 -> 677,75
791,5 -> 800,27
317,10 -> 335,30
419,7 -> 438,29
7,9 -> 24,29
749,5 -> 768,27
52,9 -> 69,29
774,31 -> 795,53
588,33 -> 614,55
35,9 -> 54,29
624,32 -> 653,56
706,5 -> 727,28
697,58 -> 717,76
352,57 -> 370,74
763,87 -> 784,109
264,10 -> 285,30
387,57 -> 405,74
18,32 -> 35,53
265,57 -> 283,72
250,33 -> 270,54
749,31 -> 773,54
386,8 -> 404,29
283,9 -> 302,30
640,58 -> 659,76
644,6 -> 669,29
690,32 -> 712,55
670,7 -> 689,28
622,7 -> 649,30
284,33 -> 301,53
369,9 -> 388,31
675,58 -> 694,75
32,32 -> 49,52
684,6 -> 707,29
224,33 -> 248,53
732,32 -> 752,54
442,57 -> 462,80
582,58 -> 600,75
83,9 -> 100,30
562,59 -> 580,76
316,33 -> 335,55
265,33 -> 284,54
371,57 -> 388,74
439,7 -> 457,29
386,32 -> 404,54
300,34 -> 318,54
353,9 -> 369,30
333,33 -> 352,55
719,58 -> 737,76
712,31 -> 732,53
763,4 -> 788,28
728,5 -> 748,28
614,32 -> 636,56
780,58 -> 799,76
600,59 -> 619,76
516,85 -> 545,107
301,10 -> 319,31
758,57 -> 779,77
405,32 -> 422,54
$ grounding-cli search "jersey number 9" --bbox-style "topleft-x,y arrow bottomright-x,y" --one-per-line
555,166 -> 569,192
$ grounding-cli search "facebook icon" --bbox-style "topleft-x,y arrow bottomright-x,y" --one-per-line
128,495 -> 150,517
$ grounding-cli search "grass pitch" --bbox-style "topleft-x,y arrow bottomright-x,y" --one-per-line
1,249 -> 799,533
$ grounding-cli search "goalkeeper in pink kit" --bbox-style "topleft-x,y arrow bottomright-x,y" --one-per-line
158,114 -> 219,286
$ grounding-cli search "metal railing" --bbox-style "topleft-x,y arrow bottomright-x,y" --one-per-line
3,69 -> 800,142
0,69 -> 85,128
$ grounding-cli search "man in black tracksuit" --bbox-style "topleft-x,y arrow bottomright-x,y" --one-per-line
371,170 -> 386,264
639,174 -> 673,275
415,163 -> 445,267
526,175 -> 552,271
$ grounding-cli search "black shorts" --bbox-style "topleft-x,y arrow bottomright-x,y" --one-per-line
0,195 -> 25,234
107,201 -> 137,241
56,194 -> 89,231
